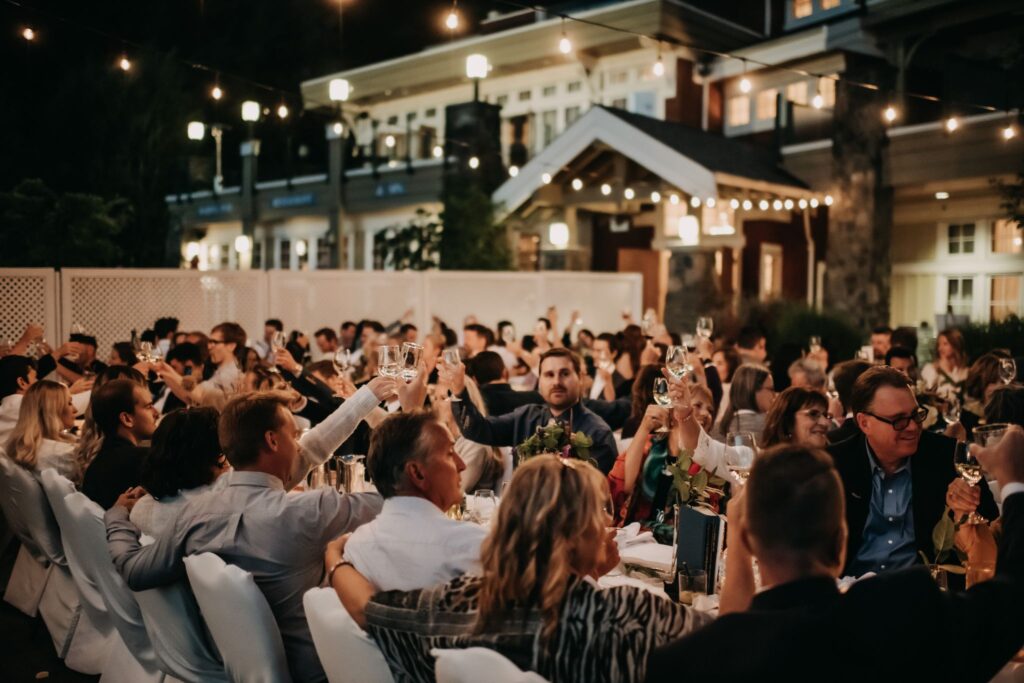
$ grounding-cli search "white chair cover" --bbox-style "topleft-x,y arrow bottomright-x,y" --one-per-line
303,587 -> 394,683
432,648 -> 549,683
498,446 -> 514,490
62,491 -> 165,682
183,553 -> 292,683
0,455 -> 51,615
133,581 -> 228,682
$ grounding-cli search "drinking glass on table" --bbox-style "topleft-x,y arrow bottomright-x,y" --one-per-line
665,345 -> 691,380
677,569 -> 708,605
377,345 -> 401,378
696,317 -> 714,341
999,358 -> 1017,385
725,432 -> 757,483
400,342 -> 423,382
469,489 -> 497,525
953,440 -> 986,525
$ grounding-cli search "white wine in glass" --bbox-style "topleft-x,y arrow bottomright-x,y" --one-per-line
696,317 -> 714,340
954,441 -> 985,524
999,358 -> 1016,385
725,432 -> 757,483
652,377 -> 672,407
400,342 -> 423,382
665,345 -> 690,379
377,345 -> 401,378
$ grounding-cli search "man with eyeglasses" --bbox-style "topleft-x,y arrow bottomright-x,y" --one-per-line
827,366 -> 998,576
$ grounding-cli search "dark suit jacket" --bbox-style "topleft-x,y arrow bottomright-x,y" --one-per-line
826,418 -> 860,445
81,436 -> 146,510
827,430 -> 998,575
646,493 -> 1024,683
479,383 -> 543,416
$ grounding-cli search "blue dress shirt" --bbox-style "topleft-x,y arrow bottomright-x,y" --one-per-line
849,443 -> 917,575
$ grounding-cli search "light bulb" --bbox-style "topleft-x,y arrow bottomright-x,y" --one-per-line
883,105 -> 897,123
783,199 -> 794,210
651,191 -> 662,203
798,198 -> 808,209
384,135 -> 396,148
811,93 -> 824,109
739,77 -> 752,94
541,172 -> 552,184
600,183 -> 612,196
706,197 -> 716,208
730,199 -> 740,209
468,156 -> 480,169
653,57 -> 665,77
809,198 -> 819,208
759,199 -> 769,210
118,56 -> 132,72
624,188 -> 635,200
690,196 -> 701,208
559,35 -> 572,55
21,27 -> 35,41
1003,125 -> 1017,140
824,194 -> 834,206
277,104 -> 289,119
742,199 -> 753,211
772,199 -> 783,211
432,145 -> 443,158
669,194 -> 679,205
445,10 -> 459,30
508,165 -> 519,177
211,85 -> 224,100
571,178 -> 583,191
332,122 -> 343,136
945,117 -> 959,133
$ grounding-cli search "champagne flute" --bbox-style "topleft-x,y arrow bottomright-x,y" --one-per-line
725,432 -> 757,483
809,335 -> 822,355
400,342 -> 423,382
377,345 -> 401,378
267,331 -> 287,374
696,317 -> 714,341
652,377 -> 672,433
999,358 -> 1016,385
665,345 -> 691,380
954,441 -> 986,525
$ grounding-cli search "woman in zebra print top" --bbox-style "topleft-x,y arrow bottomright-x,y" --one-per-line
330,455 -> 719,683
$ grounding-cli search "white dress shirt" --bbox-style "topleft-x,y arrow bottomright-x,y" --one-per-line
345,495 -> 489,592
0,393 -> 23,445
129,483 -> 215,538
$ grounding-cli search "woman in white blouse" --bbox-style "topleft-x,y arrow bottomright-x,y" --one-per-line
4,380 -> 81,482
920,328 -> 969,395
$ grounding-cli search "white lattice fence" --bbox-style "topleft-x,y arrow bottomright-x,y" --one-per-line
0,268 -> 60,347
60,269 -> 267,354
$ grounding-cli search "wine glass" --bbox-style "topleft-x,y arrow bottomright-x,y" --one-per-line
641,309 -> 657,339
333,348 -> 351,375
681,333 -> 697,354
954,441 -> 986,525
974,423 -> 1008,447
652,377 -> 671,432
809,336 -> 822,355
470,489 -> 497,525
725,432 -> 757,484
696,317 -> 714,341
442,348 -> 461,367
138,341 -> 153,364
665,345 -> 691,380
400,342 -> 423,382
999,358 -> 1017,385
941,396 -> 961,426
377,345 -> 401,378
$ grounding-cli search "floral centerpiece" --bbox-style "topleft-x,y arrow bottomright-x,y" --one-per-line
516,420 -> 594,467
666,449 -> 726,513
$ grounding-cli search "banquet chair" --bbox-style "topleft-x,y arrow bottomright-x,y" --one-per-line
432,648 -> 550,683
0,454 -> 92,665
62,491 -> 168,682
303,586 -> 394,683
133,580 -> 229,682
183,552 -> 292,683
0,454 -> 52,616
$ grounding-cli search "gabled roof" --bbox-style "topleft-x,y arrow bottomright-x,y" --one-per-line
493,106 -> 809,215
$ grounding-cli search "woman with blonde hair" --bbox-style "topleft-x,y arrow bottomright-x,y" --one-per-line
330,455 -> 726,683
4,380 -> 80,481
435,374 -> 505,493
921,328 -> 968,396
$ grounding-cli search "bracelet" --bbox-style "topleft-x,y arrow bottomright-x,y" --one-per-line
327,558 -> 354,586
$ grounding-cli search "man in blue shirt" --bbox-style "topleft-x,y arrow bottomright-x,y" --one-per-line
828,366 -> 998,575
440,347 -> 618,474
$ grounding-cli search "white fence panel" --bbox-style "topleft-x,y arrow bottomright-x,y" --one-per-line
425,271 -> 544,337
0,268 -> 59,346
537,272 -> 644,336
60,269 -> 267,354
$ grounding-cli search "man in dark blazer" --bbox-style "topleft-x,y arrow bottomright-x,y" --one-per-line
468,351 -> 544,416
646,430 -> 1024,683
827,367 -> 997,576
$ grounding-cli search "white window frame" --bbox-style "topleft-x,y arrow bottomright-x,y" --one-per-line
759,243 -> 784,302
990,273 -> 1023,321
942,222 -> 977,257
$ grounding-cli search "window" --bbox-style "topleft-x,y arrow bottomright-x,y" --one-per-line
757,89 -> 778,120
565,105 -> 582,126
611,97 -> 627,110
542,85 -> 556,97
386,115 -> 398,126
496,95 -> 508,107
793,0 -> 812,18
632,91 -> 657,117
821,0 -> 841,8
992,219 -> 1023,254
252,242 -> 262,269
609,70 -> 629,85
948,223 -> 975,254
541,110 -> 557,147
317,240 -> 332,270
424,108 -> 437,118
567,81 -> 582,93
518,90 -> 532,101
220,246 -> 230,269
991,276 -> 1022,321
279,239 -> 291,270
818,76 -> 836,107
787,81 -> 808,106
760,243 -> 783,301
947,278 -> 973,317
728,96 -> 750,126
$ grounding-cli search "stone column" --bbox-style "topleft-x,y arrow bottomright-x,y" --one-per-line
824,57 -> 894,332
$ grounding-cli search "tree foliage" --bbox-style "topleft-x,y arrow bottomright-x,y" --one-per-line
439,181 -> 512,271
373,208 -> 443,270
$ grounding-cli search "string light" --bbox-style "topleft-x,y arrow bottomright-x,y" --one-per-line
21,27 -> 35,41
211,85 -> 224,100
508,165 -> 519,177
772,199 -> 783,210
118,55 -> 132,72
669,193 -> 679,204
706,197 -> 716,208
571,178 -> 583,191
798,198 -> 808,209
824,194 -> 834,206
468,156 -> 480,169
558,19 -> 572,55
624,187 -> 635,200
783,199 -> 794,210
883,105 -> 898,123
729,198 -> 739,209
277,104 -> 289,119
758,199 -> 769,210
689,196 -> 701,208
600,183 -> 612,196
945,116 -> 959,133
742,199 -> 753,210
651,191 -> 661,203
809,198 -> 819,208
541,172 -> 552,184
1004,125 -> 1017,140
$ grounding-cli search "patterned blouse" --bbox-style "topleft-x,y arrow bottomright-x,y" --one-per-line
364,573 -> 712,683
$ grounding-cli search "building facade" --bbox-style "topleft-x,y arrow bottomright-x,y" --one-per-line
168,0 -> 1023,331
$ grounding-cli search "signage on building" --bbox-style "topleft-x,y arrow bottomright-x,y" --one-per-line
374,181 -> 406,198
271,193 -> 316,209
197,202 -> 234,217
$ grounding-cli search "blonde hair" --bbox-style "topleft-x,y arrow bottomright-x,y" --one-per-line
75,366 -> 148,470
476,455 -> 609,642
462,377 -> 504,485
6,380 -> 74,469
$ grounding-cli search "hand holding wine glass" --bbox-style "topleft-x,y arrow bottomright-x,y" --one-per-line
377,345 -> 401,379
999,358 -> 1017,385
725,432 -> 757,484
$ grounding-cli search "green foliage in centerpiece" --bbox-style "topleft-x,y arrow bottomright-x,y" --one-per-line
667,449 -> 726,511
516,420 -> 594,466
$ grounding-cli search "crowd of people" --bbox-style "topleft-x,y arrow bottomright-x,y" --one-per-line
1,309 -> 1023,682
